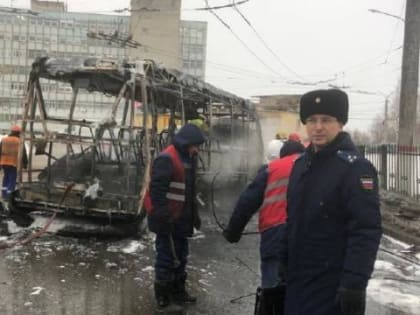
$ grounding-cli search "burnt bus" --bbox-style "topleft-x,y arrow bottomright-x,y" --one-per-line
8,56 -> 264,237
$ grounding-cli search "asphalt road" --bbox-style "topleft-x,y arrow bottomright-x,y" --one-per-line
0,210 -> 419,315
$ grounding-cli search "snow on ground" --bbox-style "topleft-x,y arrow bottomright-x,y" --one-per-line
382,234 -> 414,250
1,215 -> 420,314
368,279 -> 420,314
368,235 -> 420,315
107,239 -> 147,254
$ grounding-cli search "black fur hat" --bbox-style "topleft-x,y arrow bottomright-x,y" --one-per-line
300,89 -> 349,125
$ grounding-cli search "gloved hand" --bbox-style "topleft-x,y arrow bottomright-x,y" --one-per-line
222,228 -> 241,243
335,287 -> 366,315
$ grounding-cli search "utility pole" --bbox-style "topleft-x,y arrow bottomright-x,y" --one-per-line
398,0 -> 420,146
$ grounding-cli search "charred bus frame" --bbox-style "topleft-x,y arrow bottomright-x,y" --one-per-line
9,56 -> 263,236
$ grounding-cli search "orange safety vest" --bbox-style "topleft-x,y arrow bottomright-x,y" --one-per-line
144,145 -> 186,219
258,153 -> 299,232
0,135 -> 20,167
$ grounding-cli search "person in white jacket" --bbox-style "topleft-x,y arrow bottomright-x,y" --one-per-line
266,133 -> 283,162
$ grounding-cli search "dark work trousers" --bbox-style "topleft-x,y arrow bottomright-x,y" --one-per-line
155,233 -> 189,282
261,257 -> 283,289
1,165 -> 17,199
260,225 -> 286,289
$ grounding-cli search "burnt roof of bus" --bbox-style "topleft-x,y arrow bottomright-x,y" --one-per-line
31,56 -> 253,112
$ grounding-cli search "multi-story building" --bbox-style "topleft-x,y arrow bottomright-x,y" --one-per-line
30,0 -> 66,12
0,0 -> 207,125
181,20 -> 207,79
129,0 -> 181,69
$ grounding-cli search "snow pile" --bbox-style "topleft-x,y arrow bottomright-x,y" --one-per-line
107,240 -> 146,254
7,216 -> 67,234
29,287 -> 44,296
369,244 -> 420,314
368,279 -> 420,314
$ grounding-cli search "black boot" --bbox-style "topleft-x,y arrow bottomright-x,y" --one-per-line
254,285 -> 286,315
154,281 -> 183,312
173,275 -> 197,304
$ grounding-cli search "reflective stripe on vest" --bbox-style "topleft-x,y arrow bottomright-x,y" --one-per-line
167,181 -> 186,202
144,145 -> 186,218
0,136 -> 20,167
265,178 -> 289,192
166,192 -> 186,202
258,153 -> 299,232
259,189 -> 287,209
169,182 -> 186,190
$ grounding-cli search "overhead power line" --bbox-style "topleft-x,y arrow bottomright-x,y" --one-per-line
87,30 -> 141,48
114,0 -> 251,14
139,42 -> 285,81
203,0 -> 286,79
368,9 -> 405,22
195,0 -> 250,11
231,0 -> 305,81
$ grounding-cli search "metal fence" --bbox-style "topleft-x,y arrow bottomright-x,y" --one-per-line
360,144 -> 420,201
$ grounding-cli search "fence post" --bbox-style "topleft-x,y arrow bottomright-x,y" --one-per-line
380,144 -> 388,190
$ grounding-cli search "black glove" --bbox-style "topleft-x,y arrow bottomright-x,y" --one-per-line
222,228 -> 241,243
335,287 -> 366,315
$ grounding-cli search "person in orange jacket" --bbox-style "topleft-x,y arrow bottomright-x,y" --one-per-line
0,125 -> 27,199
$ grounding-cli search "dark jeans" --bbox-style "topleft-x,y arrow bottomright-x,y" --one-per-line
260,225 -> 286,289
1,165 -> 17,199
155,233 -> 189,282
261,257 -> 283,289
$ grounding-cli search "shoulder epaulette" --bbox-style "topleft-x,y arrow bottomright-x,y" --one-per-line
336,150 -> 359,163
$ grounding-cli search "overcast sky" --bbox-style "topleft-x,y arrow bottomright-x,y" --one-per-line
1,0 -> 408,132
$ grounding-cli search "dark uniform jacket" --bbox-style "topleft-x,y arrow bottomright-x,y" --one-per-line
282,132 -> 382,315
147,124 -> 205,238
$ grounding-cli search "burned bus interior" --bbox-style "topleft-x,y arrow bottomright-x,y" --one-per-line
9,56 -> 264,236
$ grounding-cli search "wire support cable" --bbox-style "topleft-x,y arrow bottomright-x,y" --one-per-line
231,0 -> 305,81
204,0 -> 286,80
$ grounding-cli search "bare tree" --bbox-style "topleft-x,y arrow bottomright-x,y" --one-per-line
349,129 -> 372,145
368,86 -> 400,144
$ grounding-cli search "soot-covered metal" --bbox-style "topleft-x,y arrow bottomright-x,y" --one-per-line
8,56 -> 264,237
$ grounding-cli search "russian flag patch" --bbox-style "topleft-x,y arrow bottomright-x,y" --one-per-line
360,176 -> 374,191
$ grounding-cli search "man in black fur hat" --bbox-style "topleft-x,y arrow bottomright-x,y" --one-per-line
279,89 -> 382,315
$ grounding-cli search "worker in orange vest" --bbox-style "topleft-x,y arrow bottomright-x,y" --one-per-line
0,125 -> 28,199
144,123 -> 206,313
223,135 -> 305,315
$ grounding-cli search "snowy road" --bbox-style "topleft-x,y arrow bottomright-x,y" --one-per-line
0,214 -> 419,314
